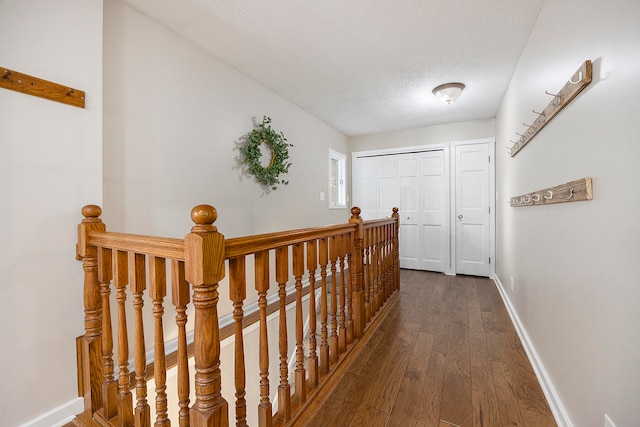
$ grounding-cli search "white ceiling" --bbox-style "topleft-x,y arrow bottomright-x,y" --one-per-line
121,0 -> 544,136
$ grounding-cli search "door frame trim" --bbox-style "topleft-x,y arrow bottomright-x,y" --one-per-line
351,142 -> 449,159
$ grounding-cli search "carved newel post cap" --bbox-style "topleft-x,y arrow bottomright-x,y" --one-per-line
81,205 -> 102,220
190,204 -> 218,231
392,207 -> 399,214
350,206 -> 361,217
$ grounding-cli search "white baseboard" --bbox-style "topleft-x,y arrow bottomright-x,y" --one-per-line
19,397 -> 84,427
492,274 -> 573,427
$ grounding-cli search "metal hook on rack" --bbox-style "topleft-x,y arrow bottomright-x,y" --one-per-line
552,186 -> 575,200
544,190 -> 553,200
532,109 -> 546,122
532,194 -> 541,202
523,122 -> 536,134
569,71 -> 584,85
523,195 -> 531,203
545,90 -> 562,106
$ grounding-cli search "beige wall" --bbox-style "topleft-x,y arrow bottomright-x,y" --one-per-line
495,0 -> 640,426
0,0 -> 103,425
103,0 -> 350,242
349,118 -> 495,153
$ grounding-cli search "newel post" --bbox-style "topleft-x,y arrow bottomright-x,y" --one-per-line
392,207 -> 400,292
349,207 -> 365,339
185,205 -> 229,427
76,205 -> 106,415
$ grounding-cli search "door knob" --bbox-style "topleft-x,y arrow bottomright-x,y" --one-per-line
458,214 -> 463,219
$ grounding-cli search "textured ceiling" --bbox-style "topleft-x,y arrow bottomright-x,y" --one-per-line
121,0 -> 544,136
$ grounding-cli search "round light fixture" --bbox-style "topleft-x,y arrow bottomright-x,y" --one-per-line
432,82 -> 465,104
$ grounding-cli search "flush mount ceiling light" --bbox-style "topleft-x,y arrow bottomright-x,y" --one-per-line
432,82 -> 465,104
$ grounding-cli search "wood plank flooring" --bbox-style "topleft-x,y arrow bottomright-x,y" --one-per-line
299,270 -> 556,427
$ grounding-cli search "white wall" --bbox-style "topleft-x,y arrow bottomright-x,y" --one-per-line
495,1 -> 640,426
103,0 -> 350,242
348,118 -> 495,153
0,0 -> 103,426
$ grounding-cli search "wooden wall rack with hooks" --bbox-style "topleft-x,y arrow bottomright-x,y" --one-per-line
1,66 -> 85,108
510,177 -> 592,207
508,60 -> 592,157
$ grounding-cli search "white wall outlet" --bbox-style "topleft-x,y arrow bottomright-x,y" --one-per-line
319,192 -> 325,201
604,414 -> 617,427
510,277 -> 514,291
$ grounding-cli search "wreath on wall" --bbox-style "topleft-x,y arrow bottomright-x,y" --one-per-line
240,116 -> 293,190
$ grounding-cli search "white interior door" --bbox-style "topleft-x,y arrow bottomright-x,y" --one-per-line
454,143 -> 490,277
353,149 -> 450,272
419,150 -> 449,272
376,156 -> 398,218
398,154 -> 420,269
352,156 -> 377,220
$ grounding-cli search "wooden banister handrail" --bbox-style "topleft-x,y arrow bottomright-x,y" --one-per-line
88,231 -> 185,260
75,203 -> 400,427
224,222 -> 356,259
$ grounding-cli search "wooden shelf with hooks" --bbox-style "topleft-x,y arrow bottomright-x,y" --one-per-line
1,66 -> 85,108
510,177 -> 592,207
509,60 -> 592,157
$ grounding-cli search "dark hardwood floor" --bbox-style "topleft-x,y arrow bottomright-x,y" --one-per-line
298,270 -> 556,427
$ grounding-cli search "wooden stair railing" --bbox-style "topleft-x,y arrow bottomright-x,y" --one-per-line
75,204 -> 400,427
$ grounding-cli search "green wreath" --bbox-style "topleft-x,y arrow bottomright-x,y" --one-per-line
240,116 -> 293,190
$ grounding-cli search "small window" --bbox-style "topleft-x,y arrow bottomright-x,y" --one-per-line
329,149 -> 346,209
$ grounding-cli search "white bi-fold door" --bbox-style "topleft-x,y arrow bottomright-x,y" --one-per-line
352,148 -> 449,273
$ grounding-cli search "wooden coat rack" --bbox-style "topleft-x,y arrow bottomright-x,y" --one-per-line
508,60 -> 592,157
1,66 -> 85,108
510,177 -> 592,207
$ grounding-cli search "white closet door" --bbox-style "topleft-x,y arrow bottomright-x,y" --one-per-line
398,154 -> 420,269
376,156 -> 398,218
352,156 -> 377,220
419,150 -> 449,272
454,143 -> 490,277
353,150 -> 450,272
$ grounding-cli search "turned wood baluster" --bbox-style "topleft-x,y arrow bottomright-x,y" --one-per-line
149,256 -> 169,427
98,247 -> 117,421
306,240 -> 318,388
336,235 -> 347,355
383,225 -> 390,301
328,237 -> 338,365
373,226 -> 382,313
184,205 -> 229,427
228,257 -> 247,427
171,260 -> 191,427
380,225 -> 388,302
292,243 -> 307,404
114,250 -> 134,427
384,224 -> 393,301
130,252 -> 151,427
345,233 -> 354,345
318,238 -> 330,372
77,205 -> 105,415
392,207 -> 400,293
254,251 -> 273,427
274,248 -> 290,423
364,228 -> 372,323
348,207 -> 364,339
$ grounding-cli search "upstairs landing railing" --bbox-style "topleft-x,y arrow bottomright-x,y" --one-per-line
75,204 -> 400,427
